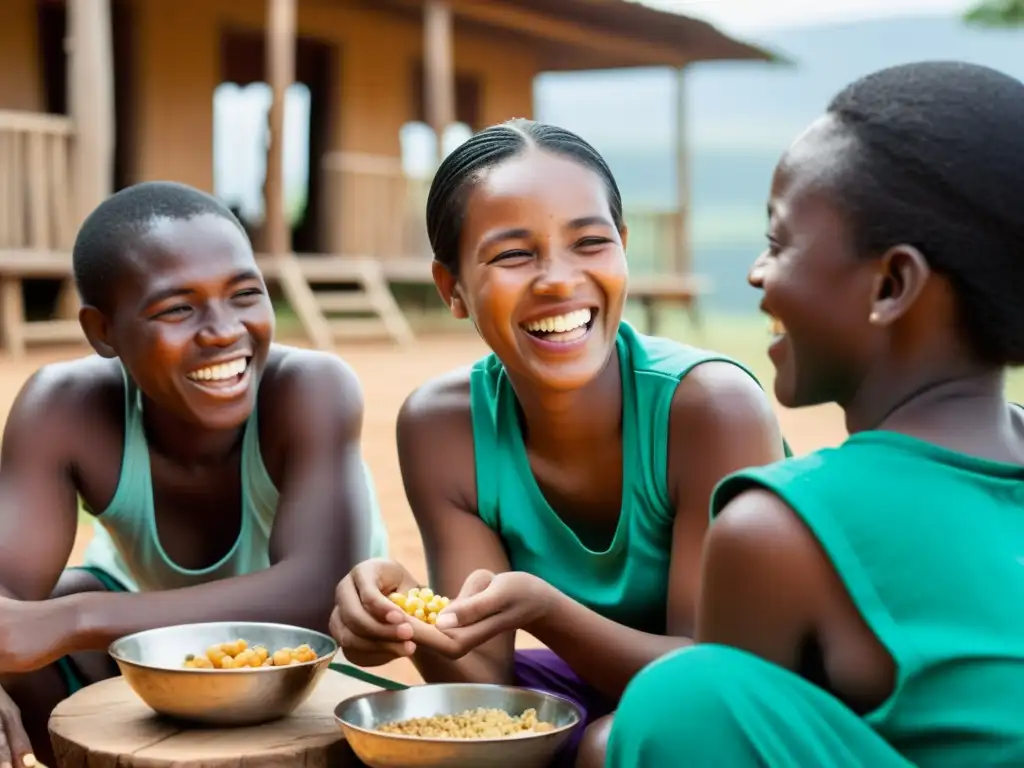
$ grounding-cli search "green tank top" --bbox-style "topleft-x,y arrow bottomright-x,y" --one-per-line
470,320 -> 770,635
711,430 -> 1024,766
82,365 -> 389,592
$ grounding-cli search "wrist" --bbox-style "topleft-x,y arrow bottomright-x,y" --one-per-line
59,590 -> 107,654
521,572 -> 556,633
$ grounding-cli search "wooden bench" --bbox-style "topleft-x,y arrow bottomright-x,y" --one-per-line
0,249 -> 81,357
628,273 -> 713,336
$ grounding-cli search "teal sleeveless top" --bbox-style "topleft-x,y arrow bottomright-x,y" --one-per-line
470,320 -> 770,635
81,367 -> 388,592
711,430 -> 1024,766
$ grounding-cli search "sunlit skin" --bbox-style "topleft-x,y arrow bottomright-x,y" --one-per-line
0,213 -> 375,767
331,147 -> 784,767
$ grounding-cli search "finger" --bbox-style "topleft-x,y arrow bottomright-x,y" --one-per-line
0,703 -> 32,768
0,724 -> 10,768
337,576 -> 413,642
455,570 -> 495,600
435,585 -> 502,630
352,564 -> 412,625
404,621 -> 462,657
338,628 -> 415,660
437,616 -> 511,654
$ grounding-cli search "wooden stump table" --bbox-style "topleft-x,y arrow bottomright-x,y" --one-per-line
48,670 -> 383,767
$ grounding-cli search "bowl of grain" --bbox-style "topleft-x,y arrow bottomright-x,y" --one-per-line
333,683 -> 583,768
108,621 -> 338,726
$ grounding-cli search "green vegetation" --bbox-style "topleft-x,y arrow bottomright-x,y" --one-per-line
965,0 -> 1024,26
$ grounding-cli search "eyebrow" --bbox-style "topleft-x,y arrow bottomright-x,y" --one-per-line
479,216 -> 615,249
141,268 -> 262,307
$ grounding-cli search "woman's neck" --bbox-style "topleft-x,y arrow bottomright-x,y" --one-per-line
506,353 -> 623,453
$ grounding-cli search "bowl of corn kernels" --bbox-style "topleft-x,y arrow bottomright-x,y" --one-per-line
108,621 -> 338,726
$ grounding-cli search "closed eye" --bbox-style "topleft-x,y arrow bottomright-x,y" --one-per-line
490,250 -> 533,264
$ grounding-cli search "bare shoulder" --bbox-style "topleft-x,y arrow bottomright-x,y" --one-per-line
258,345 -> 364,430
5,355 -> 122,442
397,367 -> 475,511
670,359 -> 777,428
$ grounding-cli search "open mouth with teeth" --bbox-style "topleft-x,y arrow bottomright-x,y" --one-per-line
769,316 -> 785,337
521,308 -> 597,345
186,356 -> 252,389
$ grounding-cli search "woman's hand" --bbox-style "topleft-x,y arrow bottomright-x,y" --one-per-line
430,570 -> 552,656
329,559 -> 424,667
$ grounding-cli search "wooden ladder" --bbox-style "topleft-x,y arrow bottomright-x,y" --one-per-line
258,254 -> 415,348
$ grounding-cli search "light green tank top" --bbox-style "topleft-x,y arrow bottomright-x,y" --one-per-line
711,430 -> 1024,766
470,320 -> 775,635
82,366 -> 388,592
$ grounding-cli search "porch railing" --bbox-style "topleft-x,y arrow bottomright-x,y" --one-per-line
0,110 -> 77,251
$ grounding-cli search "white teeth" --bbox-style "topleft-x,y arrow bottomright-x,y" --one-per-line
523,308 -> 592,334
769,317 -> 785,336
187,357 -> 248,382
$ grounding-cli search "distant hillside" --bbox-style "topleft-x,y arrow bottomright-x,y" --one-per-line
534,15 -> 1024,312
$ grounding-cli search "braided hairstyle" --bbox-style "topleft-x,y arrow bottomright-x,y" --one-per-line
824,60 -> 1024,366
425,118 -> 625,277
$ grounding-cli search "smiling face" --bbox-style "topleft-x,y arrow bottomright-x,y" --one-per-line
435,149 -> 628,391
749,116 -> 884,409
95,213 -> 274,430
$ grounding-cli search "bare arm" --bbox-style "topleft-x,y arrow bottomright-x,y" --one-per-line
0,369 -> 83,601
698,487 -> 895,712
397,376 -> 517,686
525,362 -> 786,699
61,353 -> 374,653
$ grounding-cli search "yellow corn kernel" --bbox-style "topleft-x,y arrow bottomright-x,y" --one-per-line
418,587 -> 434,601
389,592 -> 407,608
413,607 -> 426,621
427,611 -> 438,625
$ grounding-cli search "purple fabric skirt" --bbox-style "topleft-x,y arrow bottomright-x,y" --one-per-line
513,649 -> 616,767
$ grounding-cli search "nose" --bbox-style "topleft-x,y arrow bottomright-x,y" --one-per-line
532,252 -> 585,299
748,250 -> 769,289
196,304 -> 246,348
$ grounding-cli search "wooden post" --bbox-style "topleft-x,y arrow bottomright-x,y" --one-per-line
264,0 -> 333,351
59,0 -> 116,319
424,0 -> 455,164
674,66 -> 691,275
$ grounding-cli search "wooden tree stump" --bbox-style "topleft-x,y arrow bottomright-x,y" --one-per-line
49,670 -> 381,767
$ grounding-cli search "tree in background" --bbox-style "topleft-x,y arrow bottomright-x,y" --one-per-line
965,0 -> 1024,26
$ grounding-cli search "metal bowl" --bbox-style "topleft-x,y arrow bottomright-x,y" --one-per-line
334,683 -> 583,768
108,621 -> 338,726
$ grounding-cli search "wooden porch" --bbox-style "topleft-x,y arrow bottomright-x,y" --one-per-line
0,0 -> 778,356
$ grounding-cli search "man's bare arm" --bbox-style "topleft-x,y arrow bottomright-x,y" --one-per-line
0,368 -> 84,601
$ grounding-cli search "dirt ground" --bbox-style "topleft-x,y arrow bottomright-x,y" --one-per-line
0,332 -> 846,685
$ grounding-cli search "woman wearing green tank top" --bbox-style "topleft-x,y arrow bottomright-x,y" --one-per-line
330,119 -> 786,764
602,61 -> 1024,767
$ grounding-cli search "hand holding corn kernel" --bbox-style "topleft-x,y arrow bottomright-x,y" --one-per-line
387,586 -> 451,625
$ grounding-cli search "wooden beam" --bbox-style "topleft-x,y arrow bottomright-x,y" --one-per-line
68,0 -> 114,224
423,0 -> 455,162
264,0 -> 334,351
674,66 -> 691,275
265,0 -> 294,259
61,0 -> 115,319
393,0 -> 689,68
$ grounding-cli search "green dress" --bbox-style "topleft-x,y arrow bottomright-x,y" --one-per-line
607,431 -> 1024,767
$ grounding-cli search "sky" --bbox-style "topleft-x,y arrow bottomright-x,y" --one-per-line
638,0 -> 971,33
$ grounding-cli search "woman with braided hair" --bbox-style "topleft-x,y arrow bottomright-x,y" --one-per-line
330,118 -> 787,764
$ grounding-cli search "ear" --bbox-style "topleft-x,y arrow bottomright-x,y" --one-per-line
619,223 -> 629,253
79,305 -> 118,358
431,259 -> 468,320
867,245 -> 931,326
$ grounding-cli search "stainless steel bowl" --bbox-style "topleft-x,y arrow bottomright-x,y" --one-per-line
108,621 -> 338,726
334,683 -> 583,768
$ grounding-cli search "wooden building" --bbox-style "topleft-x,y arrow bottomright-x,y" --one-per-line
0,0 -> 777,353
